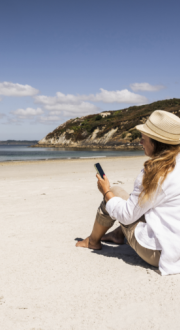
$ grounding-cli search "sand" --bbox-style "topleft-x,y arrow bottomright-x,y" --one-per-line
0,156 -> 180,330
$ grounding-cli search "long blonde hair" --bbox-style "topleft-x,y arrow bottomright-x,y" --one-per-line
139,140 -> 180,204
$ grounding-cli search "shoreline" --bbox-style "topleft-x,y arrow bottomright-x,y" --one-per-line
0,154 -> 147,166
0,144 -> 144,164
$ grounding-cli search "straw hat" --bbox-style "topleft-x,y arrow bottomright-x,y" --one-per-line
136,110 -> 180,145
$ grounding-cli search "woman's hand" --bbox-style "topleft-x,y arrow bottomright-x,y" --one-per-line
96,174 -> 110,196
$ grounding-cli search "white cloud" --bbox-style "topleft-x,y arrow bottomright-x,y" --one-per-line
87,88 -> 147,103
130,82 -> 166,92
12,107 -> 43,119
35,88 -> 147,105
0,82 -> 39,96
34,93 -> 100,117
39,115 -> 61,123
34,88 -> 147,118
42,102 -> 99,114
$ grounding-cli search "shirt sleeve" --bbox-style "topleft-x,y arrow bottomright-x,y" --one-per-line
105,169 -> 166,225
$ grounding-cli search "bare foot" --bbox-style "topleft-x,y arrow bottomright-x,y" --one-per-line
101,226 -> 125,245
76,236 -> 102,250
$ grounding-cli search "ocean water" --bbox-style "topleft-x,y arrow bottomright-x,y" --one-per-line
0,145 -> 144,162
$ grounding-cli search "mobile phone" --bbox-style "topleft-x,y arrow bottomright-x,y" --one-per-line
94,163 -> 105,179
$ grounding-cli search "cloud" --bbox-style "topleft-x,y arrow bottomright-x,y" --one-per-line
35,94 -> 100,117
12,107 -> 43,119
40,102 -> 99,115
39,115 -> 62,123
34,88 -> 147,118
0,82 -> 39,96
35,88 -> 147,105
87,88 -> 147,103
130,83 -> 166,92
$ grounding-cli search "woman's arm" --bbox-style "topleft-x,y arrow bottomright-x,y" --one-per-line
96,174 -> 115,201
107,174 -> 166,225
97,171 -> 166,225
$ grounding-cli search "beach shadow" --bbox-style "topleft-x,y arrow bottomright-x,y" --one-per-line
75,237 -> 84,242
92,242 -> 158,271
74,237 -> 158,272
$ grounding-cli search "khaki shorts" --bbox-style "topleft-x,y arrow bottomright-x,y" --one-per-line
96,186 -> 161,268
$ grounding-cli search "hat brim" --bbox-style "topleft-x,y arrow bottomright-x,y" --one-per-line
136,124 -> 180,145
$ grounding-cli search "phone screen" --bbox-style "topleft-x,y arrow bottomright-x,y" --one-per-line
94,163 -> 105,179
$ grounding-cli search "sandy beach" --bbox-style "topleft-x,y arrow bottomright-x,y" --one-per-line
0,156 -> 180,330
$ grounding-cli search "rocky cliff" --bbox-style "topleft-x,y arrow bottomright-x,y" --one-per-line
34,98 -> 180,149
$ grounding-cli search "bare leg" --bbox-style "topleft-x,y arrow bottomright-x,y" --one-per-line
76,220 -> 111,250
76,186 -> 128,249
101,225 -> 125,244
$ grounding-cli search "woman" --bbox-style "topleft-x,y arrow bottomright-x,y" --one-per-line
76,110 -> 180,276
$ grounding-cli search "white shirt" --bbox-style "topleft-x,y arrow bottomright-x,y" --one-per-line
106,154 -> 180,276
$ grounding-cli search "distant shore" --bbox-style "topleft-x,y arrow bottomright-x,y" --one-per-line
31,143 -> 143,150
0,140 -> 38,146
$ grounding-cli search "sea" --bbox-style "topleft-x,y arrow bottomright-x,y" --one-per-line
0,144 -> 144,162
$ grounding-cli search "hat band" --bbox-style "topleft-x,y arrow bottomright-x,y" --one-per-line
146,119 -> 180,141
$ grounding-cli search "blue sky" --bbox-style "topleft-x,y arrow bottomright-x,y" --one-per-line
0,0 -> 179,140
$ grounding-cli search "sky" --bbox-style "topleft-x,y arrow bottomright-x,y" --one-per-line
0,0 -> 179,140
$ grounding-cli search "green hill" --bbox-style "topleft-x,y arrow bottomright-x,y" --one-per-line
36,98 -> 180,149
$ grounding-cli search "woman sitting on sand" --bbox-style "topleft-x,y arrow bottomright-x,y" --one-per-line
76,110 -> 180,276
